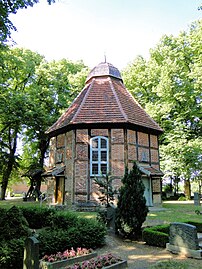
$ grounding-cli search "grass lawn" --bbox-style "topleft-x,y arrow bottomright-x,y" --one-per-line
144,201 -> 202,226
1,198 -> 202,224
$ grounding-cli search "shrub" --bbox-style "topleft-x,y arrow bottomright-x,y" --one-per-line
38,228 -> 71,257
116,162 -> 148,238
38,217 -> 106,257
185,221 -> 202,232
0,238 -> 25,269
178,196 -> 187,201
142,225 -> 170,247
48,211 -> 79,230
20,206 -> 56,229
0,206 -> 31,241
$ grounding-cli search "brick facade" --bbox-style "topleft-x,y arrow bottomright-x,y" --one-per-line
46,127 -> 162,206
45,62 -> 163,207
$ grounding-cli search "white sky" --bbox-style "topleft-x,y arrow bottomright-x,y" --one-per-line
10,0 -> 201,69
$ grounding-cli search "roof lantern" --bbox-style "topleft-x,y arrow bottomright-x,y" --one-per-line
86,62 -> 122,82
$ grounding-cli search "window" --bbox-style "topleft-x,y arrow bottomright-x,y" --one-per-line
90,136 -> 109,176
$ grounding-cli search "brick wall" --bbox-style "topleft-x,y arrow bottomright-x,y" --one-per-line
111,129 -> 125,178
48,127 -> 162,205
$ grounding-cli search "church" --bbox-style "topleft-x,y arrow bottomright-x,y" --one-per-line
43,62 -> 163,207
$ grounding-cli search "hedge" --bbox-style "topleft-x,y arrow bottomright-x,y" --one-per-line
142,225 -> 170,248
0,206 -> 106,269
143,221 -> 202,248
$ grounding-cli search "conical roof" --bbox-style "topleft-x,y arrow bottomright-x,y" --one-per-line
47,62 -> 163,136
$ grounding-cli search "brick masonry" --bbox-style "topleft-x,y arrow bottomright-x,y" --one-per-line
47,127 -> 162,205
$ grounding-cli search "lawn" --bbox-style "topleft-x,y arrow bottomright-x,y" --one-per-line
144,201 -> 202,226
1,198 -> 202,224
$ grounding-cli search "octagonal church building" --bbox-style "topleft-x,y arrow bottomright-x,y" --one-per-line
44,62 -> 163,207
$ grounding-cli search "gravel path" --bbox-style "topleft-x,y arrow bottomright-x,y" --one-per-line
96,233 -> 202,269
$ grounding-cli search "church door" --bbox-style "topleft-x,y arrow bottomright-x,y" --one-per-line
55,176 -> 65,204
142,177 -> 153,206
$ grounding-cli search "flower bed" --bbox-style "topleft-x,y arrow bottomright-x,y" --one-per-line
40,248 -> 97,269
65,253 -> 127,269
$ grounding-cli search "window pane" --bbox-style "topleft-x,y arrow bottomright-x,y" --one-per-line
101,138 -> 107,148
101,164 -> 107,175
92,164 -> 98,175
101,151 -> 107,161
92,151 -> 98,161
92,138 -> 98,148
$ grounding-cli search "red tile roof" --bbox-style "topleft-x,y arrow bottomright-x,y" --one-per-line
47,63 -> 163,136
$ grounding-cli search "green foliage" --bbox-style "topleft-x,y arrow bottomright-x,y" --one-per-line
93,173 -> 117,206
48,210 -> 80,230
20,206 -> 56,228
38,217 -> 106,257
123,20 -> 202,187
186,221 -> 202,232
142,225 -> 170,247
0,46 -> 88,198
0,206 -> 31,241
0,206 -> 30,269
0,238 -> 25,269
116,162 -> 149,237
0,205 -> 106,266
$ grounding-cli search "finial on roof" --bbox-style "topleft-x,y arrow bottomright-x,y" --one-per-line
104,52 -> 106,63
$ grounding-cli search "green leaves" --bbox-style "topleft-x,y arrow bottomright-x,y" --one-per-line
0,46 -> 88,197
123,20 -> 202,182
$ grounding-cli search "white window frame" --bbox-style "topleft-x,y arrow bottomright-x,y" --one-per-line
90,136 -> 109,176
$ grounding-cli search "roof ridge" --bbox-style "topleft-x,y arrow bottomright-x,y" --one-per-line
71,78 -> 95,123
109,78 -> 128,121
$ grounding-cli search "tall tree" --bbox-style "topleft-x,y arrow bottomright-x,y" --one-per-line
0,46 -> 43,199
22,58 -> 88,191
123,20 -> 202,198
0,46 -> 88,199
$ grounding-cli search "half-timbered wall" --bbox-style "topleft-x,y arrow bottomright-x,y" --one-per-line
48,127 -> 161,205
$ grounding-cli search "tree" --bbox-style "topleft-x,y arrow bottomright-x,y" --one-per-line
0,46 -> 43,199
22,58 -> 88,191
123,20 -> 202,198
0,46 -> 88,199
115,162 -> 148,238
93,174 -> 117,206
0,0 -> 55,43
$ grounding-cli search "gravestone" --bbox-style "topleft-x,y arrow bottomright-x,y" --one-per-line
23,236 -> 39,269
166,222 -> 202,259
194,192 -> 200,206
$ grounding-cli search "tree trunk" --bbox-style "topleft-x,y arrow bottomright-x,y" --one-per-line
1,167 -> 12,200
37,134 -> 49,191
184,179 -> 191,200
0,127 -> 18,200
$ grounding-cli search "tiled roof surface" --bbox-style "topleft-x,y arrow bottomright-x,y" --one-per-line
47,63 -> 163,135
138,165 -> 164,177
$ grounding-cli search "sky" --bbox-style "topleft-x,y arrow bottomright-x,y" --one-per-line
10,0 -> 201,70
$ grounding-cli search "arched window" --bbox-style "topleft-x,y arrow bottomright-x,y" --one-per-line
90,136 -> 109,176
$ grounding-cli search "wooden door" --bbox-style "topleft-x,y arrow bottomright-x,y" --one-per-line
55,176 -> 64,204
